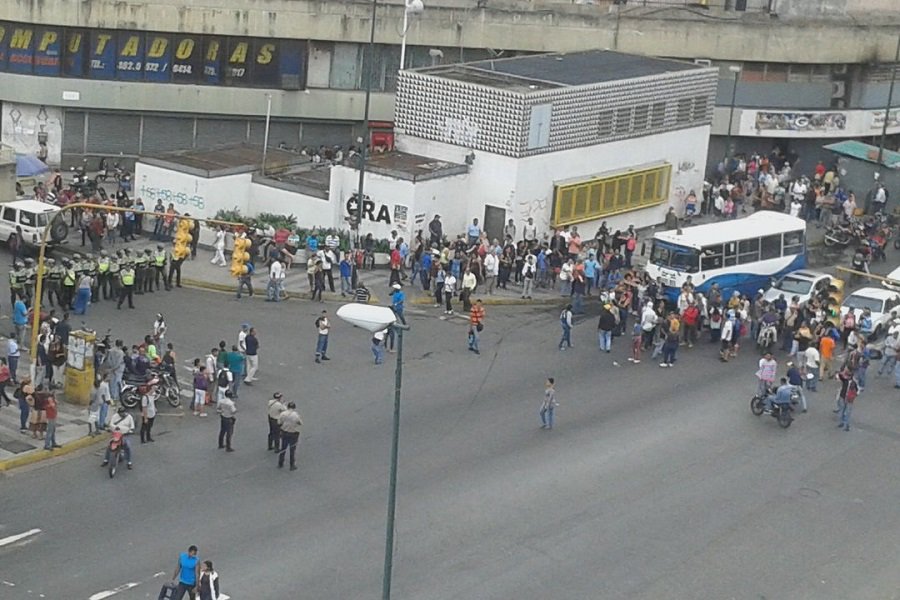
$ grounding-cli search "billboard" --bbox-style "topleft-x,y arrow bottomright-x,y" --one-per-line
0,20 -> 306,89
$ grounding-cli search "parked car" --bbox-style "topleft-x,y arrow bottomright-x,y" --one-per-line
0,199 -> 68,251
882,265 -> 900,292
839,287 -> 900,340
763,270 -> 843,308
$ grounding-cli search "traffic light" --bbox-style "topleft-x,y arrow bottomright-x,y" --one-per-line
172,218 -> 193,260
231,236 -> 251,277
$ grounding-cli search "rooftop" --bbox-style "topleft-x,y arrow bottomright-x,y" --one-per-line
824,140 -> 900,170
140,144 -> 309,177
653,211 -> 806,248
349,151 -> 469,182
415,50 -> 704,92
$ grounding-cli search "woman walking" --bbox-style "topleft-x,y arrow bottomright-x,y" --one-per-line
198,560 -> 220,600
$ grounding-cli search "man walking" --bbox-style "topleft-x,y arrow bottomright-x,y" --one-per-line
597,302 -> 617,353
171,545 -> 201,600
558,304 -> 573,350
243,327 -> 259,384
540,378 -> 558,430
756,352 -> 777,396
877,330 -> 899,378
217,390 -> 237,452
468,299 -> 485,355
277,401 -> 302,471
43,393 -> 61,450
315,310 -> 330,363
267,392 -> 286,452
266,258 -> 285,302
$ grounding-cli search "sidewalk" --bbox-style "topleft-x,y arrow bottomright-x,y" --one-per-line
0,392 -> 103,472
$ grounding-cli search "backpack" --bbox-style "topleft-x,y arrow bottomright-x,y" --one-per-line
217,368 -> 231,387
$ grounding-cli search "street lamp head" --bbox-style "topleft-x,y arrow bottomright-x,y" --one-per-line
728,65 -> 742,74
337,303 -> 397,333
407,0 -> 424,14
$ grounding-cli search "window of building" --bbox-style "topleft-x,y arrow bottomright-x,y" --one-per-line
692,97 -> 708,121
633,104 -> 650,132
676,98 -> 693,125
527,103 -> 552,149
614,106 -> 633,136
650,101 -> 667,129
552,164 -> 672,226
597,109 -> 615,138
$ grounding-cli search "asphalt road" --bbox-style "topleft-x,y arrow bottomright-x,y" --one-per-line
2,267 -> 900,599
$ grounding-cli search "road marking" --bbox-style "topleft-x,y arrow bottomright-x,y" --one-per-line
0,528 -> 41,548
179,389 -> 192,398
88,582 -> 140,600
2,580 -> 15,586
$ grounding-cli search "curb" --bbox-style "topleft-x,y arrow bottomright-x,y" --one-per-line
180,278 -> 381,304
0,432 -> 105,473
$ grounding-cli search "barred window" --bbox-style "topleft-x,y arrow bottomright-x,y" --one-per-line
552,164 -> 672,226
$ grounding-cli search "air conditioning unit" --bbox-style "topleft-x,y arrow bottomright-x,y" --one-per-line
693,59 -> 712,67
831,81 -> 846,99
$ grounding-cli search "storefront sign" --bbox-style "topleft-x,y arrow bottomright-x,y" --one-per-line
346,195 -> 392,225
753,111 -> 847,133
0,20 -> 306,89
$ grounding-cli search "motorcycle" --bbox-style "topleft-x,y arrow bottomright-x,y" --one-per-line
750,388 -> 798,428
95,157 -> 110,183
121,370 -> 181,409
107,431 -> 128,478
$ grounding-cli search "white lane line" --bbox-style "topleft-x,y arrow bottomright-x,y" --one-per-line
2,580 -> 15,586
87,582 -> 140,600
0,528 -> 41,548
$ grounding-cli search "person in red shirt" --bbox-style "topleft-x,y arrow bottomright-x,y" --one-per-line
0,358 -> 11,406
389,246 -> 402,287
468,299 -> 485,355
681,300 -> 701,348
43,392 -> 61,450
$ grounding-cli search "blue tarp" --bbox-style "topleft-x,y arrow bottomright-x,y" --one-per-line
15,154 -> 50,178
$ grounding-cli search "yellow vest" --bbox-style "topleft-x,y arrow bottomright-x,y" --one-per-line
154,252 -> 166,267
98,258 -> 110,273
121,270 -> 135,286
63,269 -> 76,286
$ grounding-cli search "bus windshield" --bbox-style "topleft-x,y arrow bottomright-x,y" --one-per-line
650,241 -> 699,273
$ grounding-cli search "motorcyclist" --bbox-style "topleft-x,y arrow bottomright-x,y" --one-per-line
101,406 -> 134,469
765,377 -> 794,414
785,362 -> 808,413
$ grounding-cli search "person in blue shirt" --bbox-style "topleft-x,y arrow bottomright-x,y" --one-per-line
467,218 -> 481,246
765,377 -> 794,413
450,254 -> 462,279
390,283 -> 406,324
306,233 -> 319,253
339,253 -> 353,297
420,251 -> 433,291
785,361 -> 807,412
171,545 -> 200,599
12,294 -> 28,342
583,252 -> 599,296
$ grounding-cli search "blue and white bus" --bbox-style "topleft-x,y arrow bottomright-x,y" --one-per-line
645,212 -> 807,302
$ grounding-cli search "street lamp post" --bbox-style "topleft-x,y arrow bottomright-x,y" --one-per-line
399,0 -> 425,71
261,93 -> 272,176
335,303 -> 408,600
876,34 -> 900,170
354,0 -> 379,251
725,65 -> 742,161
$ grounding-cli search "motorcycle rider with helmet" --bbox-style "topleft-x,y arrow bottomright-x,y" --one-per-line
101,406 -> 135,469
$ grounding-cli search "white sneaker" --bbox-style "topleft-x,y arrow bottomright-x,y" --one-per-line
633,359 -> 641,364
659,363 -> 668,368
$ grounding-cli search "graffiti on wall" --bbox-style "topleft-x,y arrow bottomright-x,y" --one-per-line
754,111 -> 847,133
138,184 -> 206,211
443,117 -> 480,147
1,102 -> 62,164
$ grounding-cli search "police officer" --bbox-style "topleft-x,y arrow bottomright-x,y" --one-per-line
61,258 -> 77,309
9,259 -> 25,308
22,258 -> 36,306
117,259 -> 136,310
109,250 -> 122,300
97,250 -> 112,300
85,253 -> 100,303
134,249 -> 148,295
153,244 -> 169,291
143,248 -> 155,294
167,249 -> 185,290
44,257 -> 63,307
277,401 -> 303,471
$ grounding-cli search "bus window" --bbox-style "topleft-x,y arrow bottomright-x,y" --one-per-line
671,251 -> 699,273
724,241 -> 737,267
738,238 -> 760,264
650,242 -> 699,273
783,230 -> 804,255
760,234 -> 781,260
650,243 -> 671,266
701,244 -> 723,271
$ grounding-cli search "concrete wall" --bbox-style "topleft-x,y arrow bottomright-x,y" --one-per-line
249,181 -> 337,229
716,80 -> 834,110
2,0 -> 898,65
328,165 -> 419,241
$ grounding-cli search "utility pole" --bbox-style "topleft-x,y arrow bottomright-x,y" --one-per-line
876,34 -> 900,170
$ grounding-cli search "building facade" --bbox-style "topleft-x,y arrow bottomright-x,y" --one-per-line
0,0 -> 897,175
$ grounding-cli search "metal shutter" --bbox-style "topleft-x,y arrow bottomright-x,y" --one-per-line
141,115 -> 195,155
300,122 -> 353,148
62,111 -> 86,154
86,112 -> 141,155
195,118 -> 248,149
248,120 -> 301,149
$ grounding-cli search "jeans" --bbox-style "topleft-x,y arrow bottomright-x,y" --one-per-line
373,341 -> 385,364
279,432 -> 300,468
18,396 -> 29,429
99,402 -> 109,429
573,292 -> 584,314
522,279 -> 534,297
540,405 -> 555,428
341,275 -> 352,296
757,379 -> 774,397
111,367 -> 124,401
837,398 -> 853,428
559,324 -> 572,349
8,355 -> 19,383
218,416 -> 235,449
878,354 -> 897,376
316,334 -> 329,358
140,416 -> 155,442
43,420 -> 57,449
598,329 -> 612,351
793,385 -> 807,411
104,436 -> 132,463
806,369 -> 818,391
469,328 -> 480,353
173,582 -> 196,600
236,277 -> 253,298
266,278 -> 281,301
663,342 -> 677,365
267,416 -> 281,450
855,367 -> 867,390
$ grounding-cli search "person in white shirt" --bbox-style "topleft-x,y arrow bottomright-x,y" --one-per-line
443,273 -> 457,315
640,303 -> 658,350
267,259 -> 285,302
152,313 -> 167,345
102,406 -> 135,468
804,345 -> 820,391
877,330 -> 900,378
559,260 -> 574,295
522,217 -> 537,246
315,310 -> 330,363
676,288 -> 694,314
483,252 -> 499,295
211,226 -> 227,267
